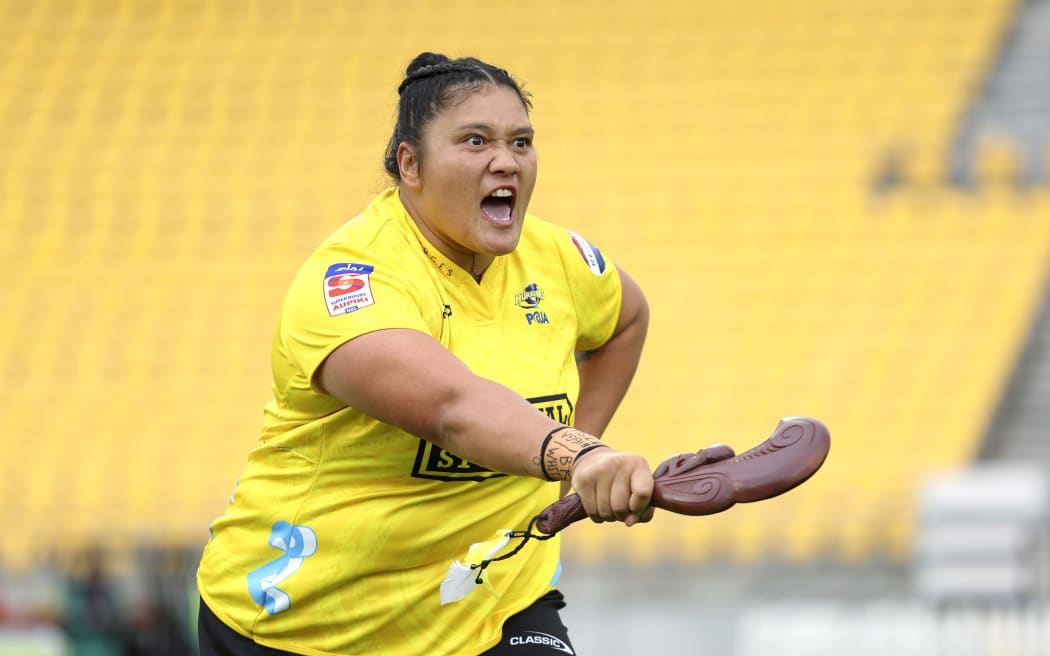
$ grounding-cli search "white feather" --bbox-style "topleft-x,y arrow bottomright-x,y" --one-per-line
439,531 -> 512,605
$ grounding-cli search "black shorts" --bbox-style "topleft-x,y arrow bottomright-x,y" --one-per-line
198,590 -> 576,656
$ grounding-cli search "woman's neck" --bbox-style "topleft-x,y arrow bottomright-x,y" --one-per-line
399,189 -> 492,281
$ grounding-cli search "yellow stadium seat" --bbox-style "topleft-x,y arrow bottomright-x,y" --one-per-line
1,0 -> 1046,573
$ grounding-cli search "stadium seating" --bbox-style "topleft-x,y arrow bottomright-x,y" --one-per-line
1,0 -> 1048,574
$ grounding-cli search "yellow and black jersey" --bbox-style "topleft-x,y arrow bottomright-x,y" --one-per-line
197,187 -> 623,655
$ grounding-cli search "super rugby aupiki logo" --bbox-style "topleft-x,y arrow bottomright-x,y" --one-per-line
324,263 -> 375,316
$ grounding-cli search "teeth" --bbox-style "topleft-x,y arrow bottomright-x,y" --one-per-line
490,189 -> 513,198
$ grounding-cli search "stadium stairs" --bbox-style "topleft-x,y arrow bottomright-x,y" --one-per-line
979,283 -> 1050,463
951,0 -> 1050,186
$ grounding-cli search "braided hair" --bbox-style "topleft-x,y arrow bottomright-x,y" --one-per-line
383,52 -> 532,182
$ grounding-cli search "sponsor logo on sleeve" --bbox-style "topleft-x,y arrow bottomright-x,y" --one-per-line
567,231 -> 607,276
324,263 -> 375,316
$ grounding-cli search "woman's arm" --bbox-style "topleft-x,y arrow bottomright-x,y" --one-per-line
318,328 -> 561,477
315,322 -> 652,524
563,266 -> 650,509
574,266 -> 649,438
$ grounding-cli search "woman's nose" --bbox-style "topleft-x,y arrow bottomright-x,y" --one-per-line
490,144 -> 520,175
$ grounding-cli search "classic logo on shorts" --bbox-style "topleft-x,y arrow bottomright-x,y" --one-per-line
410,394 -> 574,482
567,231 -> 607,275
508,631 -> 574,654
324,263 -> 375,316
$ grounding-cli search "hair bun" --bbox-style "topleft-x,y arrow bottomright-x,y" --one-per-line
406,52 -> 450,75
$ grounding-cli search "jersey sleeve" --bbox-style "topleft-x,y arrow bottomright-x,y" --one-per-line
558,229 -> 623,352
278,252 -> 431,387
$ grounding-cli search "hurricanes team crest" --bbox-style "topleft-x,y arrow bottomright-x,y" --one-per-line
324,263 -> 376,316
514,283 -> 545,309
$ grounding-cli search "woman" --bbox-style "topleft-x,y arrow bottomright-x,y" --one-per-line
196,52 -> 653,655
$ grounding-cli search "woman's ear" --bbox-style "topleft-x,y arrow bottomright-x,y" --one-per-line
397,143 -> 421,189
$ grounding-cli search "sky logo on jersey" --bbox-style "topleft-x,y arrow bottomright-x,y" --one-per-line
567,231 -> 607,276
411,441 -> 507,482
411,394 -> 572,482
529,393 -> 574,425
514,283 -> 545,309
324,263 -> 375,316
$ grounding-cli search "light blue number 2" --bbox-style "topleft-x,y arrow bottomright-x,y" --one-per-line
246,521 -> 318,615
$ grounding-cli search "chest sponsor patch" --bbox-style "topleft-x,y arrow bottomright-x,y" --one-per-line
567,231 -> 607,275
324,263 -> 376,316
411,441 -> 507,482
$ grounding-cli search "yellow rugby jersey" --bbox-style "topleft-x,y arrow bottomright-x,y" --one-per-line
196,187 -> 623,655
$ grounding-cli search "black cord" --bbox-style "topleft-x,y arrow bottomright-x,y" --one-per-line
470,513 -> 556,584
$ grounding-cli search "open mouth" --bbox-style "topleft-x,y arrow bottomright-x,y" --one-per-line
481,188 -> 515,223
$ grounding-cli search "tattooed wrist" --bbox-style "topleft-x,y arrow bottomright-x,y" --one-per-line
539,427 -> 608,481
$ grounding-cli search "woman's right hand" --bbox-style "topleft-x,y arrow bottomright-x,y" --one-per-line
569,448 -> 654,526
